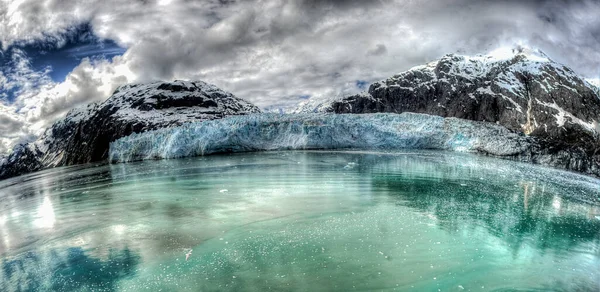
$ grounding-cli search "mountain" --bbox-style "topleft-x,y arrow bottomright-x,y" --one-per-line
0,80 -> 261,179
296,47 -> 600,176
2,48 -> 600,180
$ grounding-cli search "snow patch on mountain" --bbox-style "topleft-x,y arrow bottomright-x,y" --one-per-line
536,99 -> 595,130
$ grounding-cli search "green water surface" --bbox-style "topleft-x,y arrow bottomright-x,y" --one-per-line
0,151 -> 599,291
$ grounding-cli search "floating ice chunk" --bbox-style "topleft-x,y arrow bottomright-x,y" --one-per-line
344,162 -> 357,169
219,189 -> 228,193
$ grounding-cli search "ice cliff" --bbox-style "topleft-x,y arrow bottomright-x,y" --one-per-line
109,113 -> 531,163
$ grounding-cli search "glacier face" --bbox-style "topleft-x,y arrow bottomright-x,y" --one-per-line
109,113 -> 531,163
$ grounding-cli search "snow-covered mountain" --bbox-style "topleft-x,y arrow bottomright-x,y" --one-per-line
297,48 -> 600,133
298,47 -> 599,129
0,80 -> 261,179
294,47 -> 600,175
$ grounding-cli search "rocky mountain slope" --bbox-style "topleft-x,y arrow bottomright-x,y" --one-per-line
0,80 -> 260,179
296,47 -> 600,176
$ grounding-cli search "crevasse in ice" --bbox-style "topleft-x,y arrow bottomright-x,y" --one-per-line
109,113 -> 531,163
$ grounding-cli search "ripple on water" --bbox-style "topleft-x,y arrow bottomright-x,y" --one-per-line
0,150 -> 598,291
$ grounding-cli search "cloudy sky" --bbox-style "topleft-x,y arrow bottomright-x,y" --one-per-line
1,0 -> 600,154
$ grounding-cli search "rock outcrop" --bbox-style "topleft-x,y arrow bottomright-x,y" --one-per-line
296,47 -> 600,176
0,80 -> 260,179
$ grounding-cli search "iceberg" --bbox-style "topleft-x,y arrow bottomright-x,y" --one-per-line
109,113 -> 531,163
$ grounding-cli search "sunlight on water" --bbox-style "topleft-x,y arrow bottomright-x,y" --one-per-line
0,151 -> 599,291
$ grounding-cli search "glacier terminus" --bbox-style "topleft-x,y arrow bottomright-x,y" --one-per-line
109,112 -> 531,163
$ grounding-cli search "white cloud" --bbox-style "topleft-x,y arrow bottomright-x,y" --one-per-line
0,48 -> 134,153
19,58 -> 133,131
0,48 -> 53,94
0,102 -> 33,154
1,0 -> 600,155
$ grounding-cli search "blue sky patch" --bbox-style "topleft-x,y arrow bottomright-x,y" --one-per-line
355,80 -> 368,90
20,24 -> 126,82
0,23 -> 126,102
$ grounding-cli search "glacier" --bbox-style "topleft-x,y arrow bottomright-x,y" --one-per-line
109,113 -> 532,163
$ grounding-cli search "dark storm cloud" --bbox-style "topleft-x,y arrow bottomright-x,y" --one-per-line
1,0 -> 600,154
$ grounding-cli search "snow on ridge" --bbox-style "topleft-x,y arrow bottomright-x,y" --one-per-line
291,97 -> 335,114
109,113 -> 531,163
483,46 -> 550,63
407,60 -> 440,73
371,47 -> 556,95
586,78 -> 600,88
63,103 -> 100,123
584,78 -> 600,99
404,46 -> 551,78
108,80 -> 257,112
60,80 -> 260,126
292,92 -> 372,114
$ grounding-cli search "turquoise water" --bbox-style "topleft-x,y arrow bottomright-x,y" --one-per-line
0,151 -> 599,291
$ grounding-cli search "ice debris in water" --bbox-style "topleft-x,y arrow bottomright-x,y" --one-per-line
344,162 -> 357,169
109,113 -> 531,163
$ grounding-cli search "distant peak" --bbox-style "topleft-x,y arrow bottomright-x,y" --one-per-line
483,46 -> 551,63
433,46 -> 552,69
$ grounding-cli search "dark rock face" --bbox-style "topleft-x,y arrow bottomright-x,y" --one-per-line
0,146 -> 44,180
299,48 -> 600,176
0,80 -> 261,180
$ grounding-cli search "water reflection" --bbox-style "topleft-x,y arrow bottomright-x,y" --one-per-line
33,195 -> 56,229
0,246 -> 140,291
0,151 -> 598,291
370,161 -> 600,254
